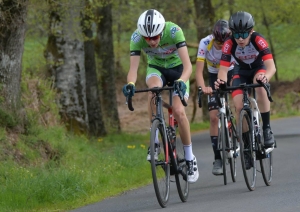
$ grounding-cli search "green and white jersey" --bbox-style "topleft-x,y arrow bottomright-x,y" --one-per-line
130,22 -> 187,68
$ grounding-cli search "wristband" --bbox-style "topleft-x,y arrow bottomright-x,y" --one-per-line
177,78 -> 185,82
128,82 -> 135,86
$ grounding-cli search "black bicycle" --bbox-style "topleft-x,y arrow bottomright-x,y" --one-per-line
198,88 -> 239,185
126,85 -> 188,208
218,81 -> 276,191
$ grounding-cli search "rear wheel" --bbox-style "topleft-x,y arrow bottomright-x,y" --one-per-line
228,117 -> 237,183
239,110 -> 256,191
150,119 -> 170,208
174,125 -> 189,202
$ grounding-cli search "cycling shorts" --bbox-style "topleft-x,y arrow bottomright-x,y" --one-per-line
231,65 -> 266,98
146,64 -> 190,99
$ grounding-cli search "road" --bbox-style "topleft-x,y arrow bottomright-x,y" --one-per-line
71,116 -> 300,212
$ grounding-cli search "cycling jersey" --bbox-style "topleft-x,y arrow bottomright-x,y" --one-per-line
130,22 -> 187,68
197,34 -> 235,74
220,32 -> 273,70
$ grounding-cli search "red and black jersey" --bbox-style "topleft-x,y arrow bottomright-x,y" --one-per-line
220,32 -> 273,70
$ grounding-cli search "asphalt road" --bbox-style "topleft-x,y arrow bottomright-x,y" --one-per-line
71,116 -> 300,212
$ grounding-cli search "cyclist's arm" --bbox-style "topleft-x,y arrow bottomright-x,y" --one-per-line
178,46 -> 192,82
127,55 -> 140,84
217,65 -> 229,82
264,59 -> 276,82
195,60 -> 206,88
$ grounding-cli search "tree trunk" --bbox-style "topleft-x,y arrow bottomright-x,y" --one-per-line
0,0 -> 28,111
96,2 -> 120,133
193,0 -> 215,122
44,0 -> 89,134
83,0 -> 107,136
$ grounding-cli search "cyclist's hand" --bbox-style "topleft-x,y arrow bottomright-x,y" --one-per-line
214,79 -> 226,90
256,73 -> 268,84
203,86 -> 213,95
174,79 -> 187,95
122,82 -> 135,98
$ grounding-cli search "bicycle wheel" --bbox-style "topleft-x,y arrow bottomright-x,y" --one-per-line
239,110 -> 256,191
219,113 -> 227,185
228,116 -> 237,183
150,119 -> 170,208
260,151 -> 273,186
174,126 -> 189,202
256,112 -> 273,186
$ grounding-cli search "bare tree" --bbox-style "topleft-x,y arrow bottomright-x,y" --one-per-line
96,1 -> 120,133
83,0 -> 107,136
0,0 -> 28,111
193,0 -> 215,122
44,0 -> 89,134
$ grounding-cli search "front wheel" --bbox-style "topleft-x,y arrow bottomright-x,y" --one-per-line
229,117 -> 237,183
150,119 -> 170,208
174,125 -> 189,202
219,113 -> 227,185
260,152 -> 273,186
239,110 -> 256,191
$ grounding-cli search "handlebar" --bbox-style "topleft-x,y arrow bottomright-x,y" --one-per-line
126,86 -> 187,111
198,80 -> 273,108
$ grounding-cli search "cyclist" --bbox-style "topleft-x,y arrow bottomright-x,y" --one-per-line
215,11 -> 276,167
195,19 -> 234,175
122,9 -> 199,183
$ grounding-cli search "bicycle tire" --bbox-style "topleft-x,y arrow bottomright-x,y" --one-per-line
150,119 -> 170,208
174,125 -> 189,202
256,112 -> 273,186
220,113 -> 227,185
239,110 -> 256,191
229,116 -> 237,183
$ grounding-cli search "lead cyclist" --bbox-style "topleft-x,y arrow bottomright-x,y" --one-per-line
122,9 -> 199,183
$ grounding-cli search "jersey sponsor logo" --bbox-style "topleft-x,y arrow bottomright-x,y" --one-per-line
223,43 -> 230,54
170,26 -> 181,38
131,32 -> 141,43
204,40 -> 210,45
237,54 -> 257,60
257,39 -> 267,49
198,49 -> 205,55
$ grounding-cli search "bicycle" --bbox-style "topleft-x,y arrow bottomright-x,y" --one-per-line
198,88 -> 239,185
218,81 -> 276,191
126,85 -> 188,208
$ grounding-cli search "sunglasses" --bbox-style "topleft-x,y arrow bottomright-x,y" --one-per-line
215,40 -> 224,45
233,31 -> 250,39
143,34 -> 161,41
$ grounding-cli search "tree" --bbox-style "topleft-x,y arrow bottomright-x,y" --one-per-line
0,0 -> 28,112
193,0 -> 215,122
83,0 -> 107,136
44,0 -> 89,134
96,1 -> 120,133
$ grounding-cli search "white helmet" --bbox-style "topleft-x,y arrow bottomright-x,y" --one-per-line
137,9 -> 165,37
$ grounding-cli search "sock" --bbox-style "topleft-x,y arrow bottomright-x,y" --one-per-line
155,128 -> 159,144
211,136 -> 221,160
184,144 -> 194,161
261,111 -> 270,130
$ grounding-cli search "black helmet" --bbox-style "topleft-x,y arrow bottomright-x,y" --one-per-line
213,19 -> 231,43
229,11 -> 255,32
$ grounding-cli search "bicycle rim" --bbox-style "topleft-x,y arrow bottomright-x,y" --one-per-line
150,119 -> 170,208
229,118 -> 237,182
220,113 -> 227,185
174,126 -> 189,202
260,151 -> 273,186
239,110 -> 256,191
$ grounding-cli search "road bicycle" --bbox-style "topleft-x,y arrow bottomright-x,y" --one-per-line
198,88 -> 239,185
218,81 -> 276,191
126,85 -> 188,208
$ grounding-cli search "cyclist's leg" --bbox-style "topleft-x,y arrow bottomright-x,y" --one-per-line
145,65 -> 165,161
208,73 -> 222,175
253,68 -> 274,147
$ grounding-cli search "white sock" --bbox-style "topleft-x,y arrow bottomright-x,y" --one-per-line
184,144 -> 194,161
150,128 -> 160,144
